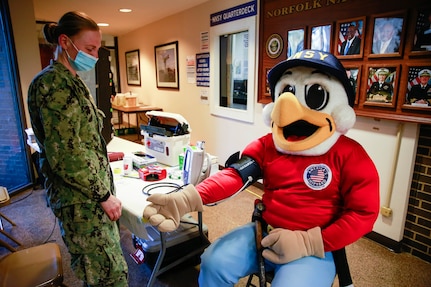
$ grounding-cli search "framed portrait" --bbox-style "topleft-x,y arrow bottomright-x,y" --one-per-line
369,11 -> 406,58
334,17 -> 365,59
266,33 -> 283,59
125,49 -> 141,86
364,65 -> 399,108
154,41 -> 179,89
402,66 -> 431,110
309,24 -> 332,53
344,65 -> 362,105
287,28 -> 305,58
411,8 -> 431,55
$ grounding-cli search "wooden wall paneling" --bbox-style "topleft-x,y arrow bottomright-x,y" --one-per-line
258,0 -> 431,124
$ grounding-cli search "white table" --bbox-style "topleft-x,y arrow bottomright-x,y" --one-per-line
107,137 -> 210,287
109,159 -> 184,240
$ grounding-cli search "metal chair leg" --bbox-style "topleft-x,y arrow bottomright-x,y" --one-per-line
0,212 -> 22,247
0,212 -> 16,226
0,238 -> 16,252
253,202 -> 266,287
0,230 -> 22,246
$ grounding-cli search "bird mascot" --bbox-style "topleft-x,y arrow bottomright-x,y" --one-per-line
144,50 -> 380,287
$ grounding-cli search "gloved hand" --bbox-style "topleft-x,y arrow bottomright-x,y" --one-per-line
143,184 -> 203,232
261,226 -> 324,264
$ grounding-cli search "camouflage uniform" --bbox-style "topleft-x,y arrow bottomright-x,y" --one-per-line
28,61 -> 128,287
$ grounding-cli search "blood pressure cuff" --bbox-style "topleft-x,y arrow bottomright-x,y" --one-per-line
228,154 -> 262,185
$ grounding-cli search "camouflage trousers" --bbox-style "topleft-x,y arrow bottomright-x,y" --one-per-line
58,202 -> 128,287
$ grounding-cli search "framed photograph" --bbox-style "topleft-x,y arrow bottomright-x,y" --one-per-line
287,28 -> 305,58
411,8 -> 431,54
266,33 -> 283,59
369,12 -> 406,58
125,49 -> 141,86
309,24 -> 332,53
154,41 -> 179,89
402,66 -> 431,109
364,65 -> 399,107
334,17 -> 365,59
344,65 -> 362,105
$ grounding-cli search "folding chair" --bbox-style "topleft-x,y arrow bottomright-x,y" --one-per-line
0,242 -> 66,287
0,187 -> 22,252
246,201 -> 353,287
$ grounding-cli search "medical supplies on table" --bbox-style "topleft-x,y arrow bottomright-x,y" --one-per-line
140,111 -> 190,166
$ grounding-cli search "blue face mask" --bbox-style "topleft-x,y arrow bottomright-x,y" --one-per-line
66,38 -> 98,71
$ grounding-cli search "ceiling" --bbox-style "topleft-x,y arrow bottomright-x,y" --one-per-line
33,0 -> 210,37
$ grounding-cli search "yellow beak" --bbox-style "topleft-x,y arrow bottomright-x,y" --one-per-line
271,92 -> 336,152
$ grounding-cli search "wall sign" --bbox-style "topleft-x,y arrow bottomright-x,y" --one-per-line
266,33 -> 283,58
210,0 -> 257,26
196,52 -> 210,87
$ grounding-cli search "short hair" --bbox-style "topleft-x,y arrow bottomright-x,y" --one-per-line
43,11 -> 99,45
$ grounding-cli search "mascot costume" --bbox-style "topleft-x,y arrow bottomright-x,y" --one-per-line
144,50 -> 380,287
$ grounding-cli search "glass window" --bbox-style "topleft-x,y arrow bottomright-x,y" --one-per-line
210,15 -> 256,123
219,31 -> 248,110
0,1 -> 34,193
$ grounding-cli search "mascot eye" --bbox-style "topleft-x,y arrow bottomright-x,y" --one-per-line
305,84 -> 329,111
280,85 -> 295,96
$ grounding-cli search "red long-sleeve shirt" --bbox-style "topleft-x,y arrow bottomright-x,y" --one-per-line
197,133 -> 379,252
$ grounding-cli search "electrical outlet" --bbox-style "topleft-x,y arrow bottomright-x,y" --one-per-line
380,206 -> 392,217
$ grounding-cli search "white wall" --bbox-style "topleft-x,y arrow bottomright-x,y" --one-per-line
347,117 -> 418,241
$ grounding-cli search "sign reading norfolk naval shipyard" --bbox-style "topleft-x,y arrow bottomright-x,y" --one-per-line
210,0 -> 257,26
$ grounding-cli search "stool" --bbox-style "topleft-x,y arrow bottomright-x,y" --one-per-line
0,187 -> 22,252
0,242 -> 65,287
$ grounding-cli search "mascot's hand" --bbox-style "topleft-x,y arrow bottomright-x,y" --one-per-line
261,227 -> 325,264
143,184 -> 203,232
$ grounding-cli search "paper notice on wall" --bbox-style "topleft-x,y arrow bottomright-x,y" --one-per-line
186,55 -> 196,84
200,89 -> 209,105
196,53 -> 210,87
201,31 -> 209,51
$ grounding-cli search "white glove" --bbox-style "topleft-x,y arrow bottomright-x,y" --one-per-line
143,184 -> 203,232
261,226 -> 325,264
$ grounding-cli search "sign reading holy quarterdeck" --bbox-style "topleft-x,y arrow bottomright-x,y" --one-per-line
210,0 -> 257,26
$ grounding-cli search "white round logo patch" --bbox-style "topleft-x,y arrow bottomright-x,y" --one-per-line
303,164 -> 332,190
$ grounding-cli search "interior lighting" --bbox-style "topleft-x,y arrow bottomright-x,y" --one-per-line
119,8 -> 132,13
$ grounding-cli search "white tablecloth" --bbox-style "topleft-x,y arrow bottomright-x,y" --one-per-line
107,137 -> 183,239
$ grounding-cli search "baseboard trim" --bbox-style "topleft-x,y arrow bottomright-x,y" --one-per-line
365,231 -> 403,253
